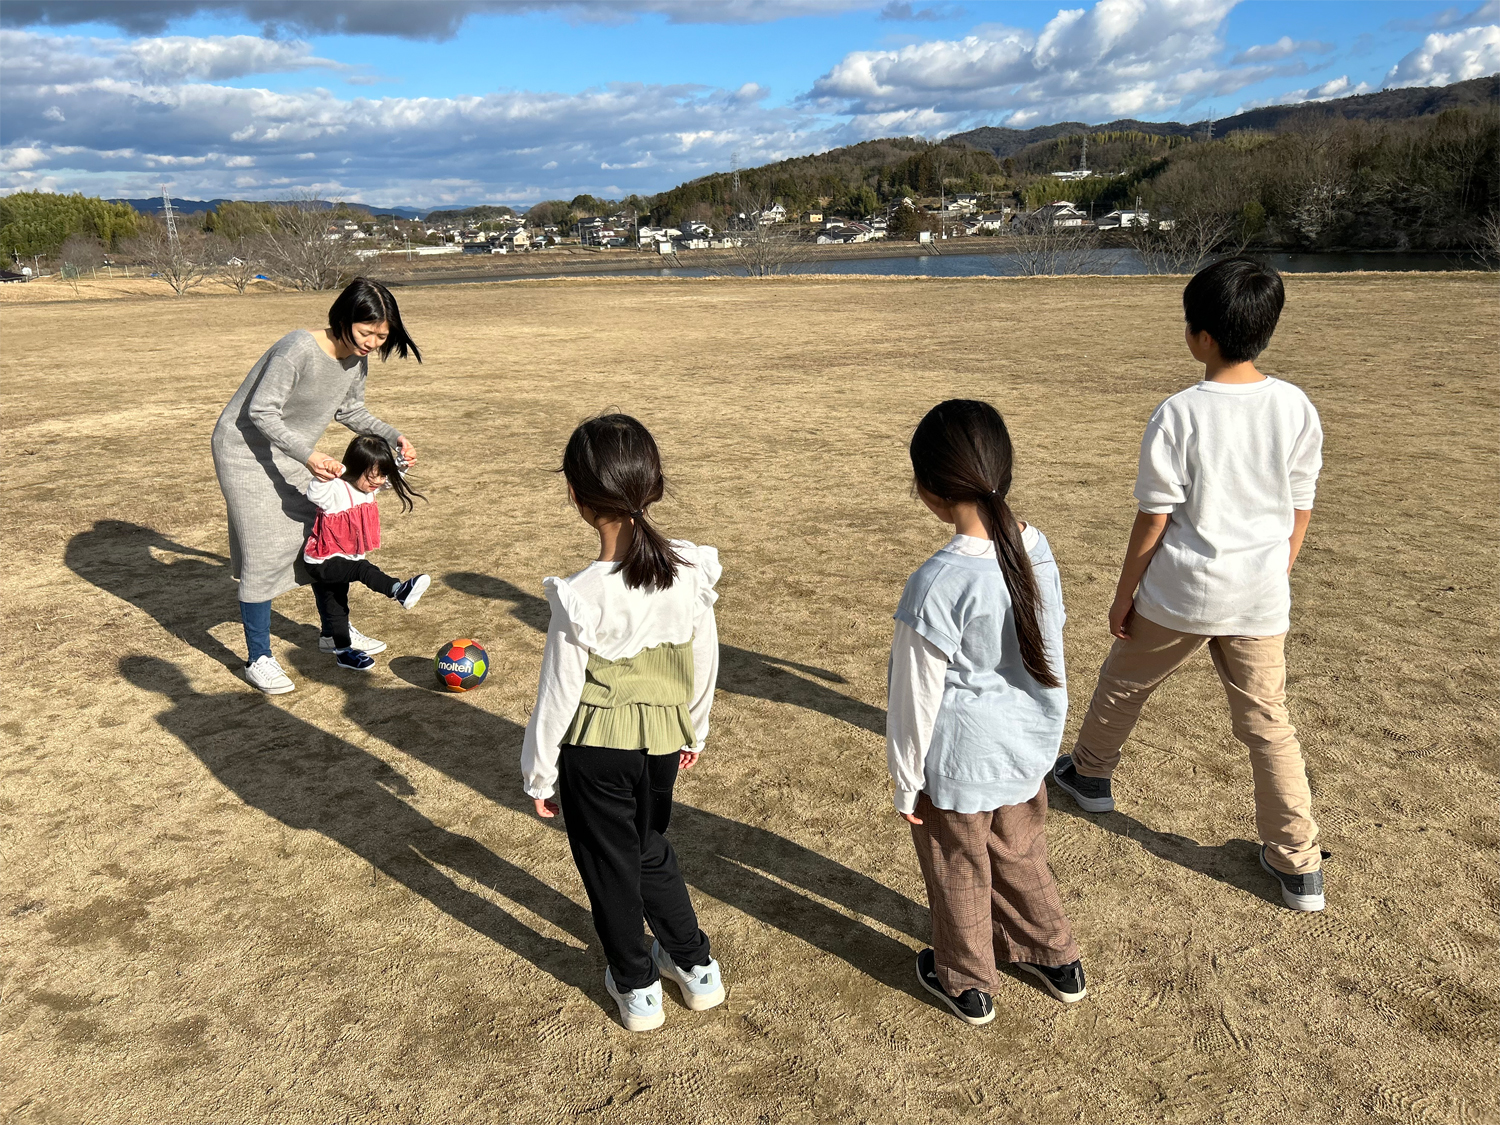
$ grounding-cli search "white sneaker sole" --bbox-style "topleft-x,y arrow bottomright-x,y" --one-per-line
652,946 -> 725,1011
398,574 -> 430,610
916,963 -> 995,1025
336,661 -> 376,673
604,976 -> 664,1032
1260,851 -> 1325,911
1053,760 -> 1115,813
245,669 -> 294,695
1015,962 -> 1088,1004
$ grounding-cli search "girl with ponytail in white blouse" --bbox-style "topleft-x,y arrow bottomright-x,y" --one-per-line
521,414 -> 725,1033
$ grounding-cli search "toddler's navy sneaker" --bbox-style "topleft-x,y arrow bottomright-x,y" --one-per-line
391,574 -> 430,610
1052,754 -> 1115,813
334,647 -> 376,672
916,948 -> 994,1026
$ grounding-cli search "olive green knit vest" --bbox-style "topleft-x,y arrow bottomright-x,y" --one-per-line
562,639 -> 696,754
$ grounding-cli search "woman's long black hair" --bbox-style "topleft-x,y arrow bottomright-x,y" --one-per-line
328,277 -> 421,361
342,434 -> 424,512
909,399 -> 1060,688
561,414 -> 687,591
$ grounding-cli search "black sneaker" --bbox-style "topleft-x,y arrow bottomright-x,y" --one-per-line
391,574 -> 430,610
1052,754 -> 1115,813
915,948 -> 995,1026
334,647 -> 376,672
1260,846 -> 1325,911
1016,959 -> 1088,1004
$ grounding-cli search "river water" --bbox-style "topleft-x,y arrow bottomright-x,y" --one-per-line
398,249 -> 1488,285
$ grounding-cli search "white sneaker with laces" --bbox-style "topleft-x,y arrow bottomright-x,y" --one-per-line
604,968 -> 665,1032
651,940 -> 726,1011
244,654 -> 294,695
319,626 -> 387,655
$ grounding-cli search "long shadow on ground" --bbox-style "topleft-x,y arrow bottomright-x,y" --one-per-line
73,521 -> 927,998
119,654 -> 601,994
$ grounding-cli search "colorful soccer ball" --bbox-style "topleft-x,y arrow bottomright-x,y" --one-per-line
435,638 -> 488,692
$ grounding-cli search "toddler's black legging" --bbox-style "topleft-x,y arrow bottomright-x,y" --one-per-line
307,557 -> 398,649
558,744 -> 711,991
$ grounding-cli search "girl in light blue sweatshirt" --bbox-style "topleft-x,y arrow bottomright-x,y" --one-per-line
886,399 -> 1087,1026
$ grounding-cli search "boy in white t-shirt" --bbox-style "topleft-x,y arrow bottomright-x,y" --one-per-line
1053,257 -> 1327,912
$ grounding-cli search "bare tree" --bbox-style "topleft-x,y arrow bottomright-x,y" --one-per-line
1010,213 -> 1105,276
126,219 -> 211,295
1469,209 -> 1500,270
58,232 -> 105,294
1127,211 -> 1239,274
210,232 -> 267,293
261,196 -> 359,291
717,192 -> 805,277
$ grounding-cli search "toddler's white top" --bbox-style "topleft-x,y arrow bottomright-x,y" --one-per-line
1133,376 -> 1323,637
521,541 -> 721,800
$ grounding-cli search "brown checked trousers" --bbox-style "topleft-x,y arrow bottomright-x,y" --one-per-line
909,784 -> 1079,998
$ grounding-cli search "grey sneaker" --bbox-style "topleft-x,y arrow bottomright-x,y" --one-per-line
1052,754 -> 1115,813
320,626 -> 386,655
916,948 -> 994,1026
244,654 -> 294,695
604,968 -> 665,1032
1260,846 -> 1325,911
651,941 -> 725,1011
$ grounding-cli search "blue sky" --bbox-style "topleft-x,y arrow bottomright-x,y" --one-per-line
2,1 -> 1496,209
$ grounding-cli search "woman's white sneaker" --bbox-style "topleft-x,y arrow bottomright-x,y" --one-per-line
244,655 -> 294,695
604,969 -> 665,1032
651,941 -> 726,1011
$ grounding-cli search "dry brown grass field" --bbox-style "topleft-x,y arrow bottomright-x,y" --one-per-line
2,274 -> 1496,1125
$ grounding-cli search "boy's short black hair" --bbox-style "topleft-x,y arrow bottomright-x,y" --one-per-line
327,277 -> 421,362
1182,257 -> 1285,362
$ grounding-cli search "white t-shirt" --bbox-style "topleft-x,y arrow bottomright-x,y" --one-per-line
1133,377 -> 1323,637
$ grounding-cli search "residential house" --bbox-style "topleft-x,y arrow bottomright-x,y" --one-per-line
1027,201 -> 1092,229
1095,209 -> 1149,230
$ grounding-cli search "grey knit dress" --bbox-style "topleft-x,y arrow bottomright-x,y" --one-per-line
212,330 -> 402,603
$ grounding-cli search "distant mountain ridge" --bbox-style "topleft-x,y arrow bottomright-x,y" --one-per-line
108,196 -> 446,220
950,74 -> 1500,157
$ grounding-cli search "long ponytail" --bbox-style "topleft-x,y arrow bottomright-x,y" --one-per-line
910,400 -> 1060,688
560,413 -> 688,591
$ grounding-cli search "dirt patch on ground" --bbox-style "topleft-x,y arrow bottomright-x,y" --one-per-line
1,274 -> 1496,1124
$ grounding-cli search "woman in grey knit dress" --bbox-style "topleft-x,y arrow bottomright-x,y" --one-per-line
212,278 -> 420,694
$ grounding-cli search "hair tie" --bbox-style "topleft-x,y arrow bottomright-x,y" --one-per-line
630,509 -> 644,520
990,487 -> 999,495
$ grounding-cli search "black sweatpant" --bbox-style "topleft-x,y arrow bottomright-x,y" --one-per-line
558,744 -> 711,991
307,557 -> 398,649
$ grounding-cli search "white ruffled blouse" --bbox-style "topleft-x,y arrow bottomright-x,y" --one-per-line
521,540 -> 722,800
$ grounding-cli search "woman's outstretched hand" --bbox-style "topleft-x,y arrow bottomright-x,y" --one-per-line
899,810 -> 923,825
533,797 -> 560,818
397,435 -> 418,466
306,452 -> 345,481
679,750 -> 700,771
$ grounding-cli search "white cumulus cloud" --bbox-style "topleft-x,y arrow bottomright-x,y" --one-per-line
807,0 -> 1276,135
1385,24 -> 1500,88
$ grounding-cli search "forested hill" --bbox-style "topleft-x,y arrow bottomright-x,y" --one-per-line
950,74 -> 1500,157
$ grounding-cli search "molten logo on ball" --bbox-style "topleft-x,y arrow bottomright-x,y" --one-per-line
435,638 -> 488,692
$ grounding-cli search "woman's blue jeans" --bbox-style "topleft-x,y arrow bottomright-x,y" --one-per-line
240,599 -> 273,663
241,594 -> 342,662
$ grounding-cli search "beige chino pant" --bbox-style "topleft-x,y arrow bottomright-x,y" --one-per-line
910,785 -> 1080,997
1072,612 -> 1321,875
